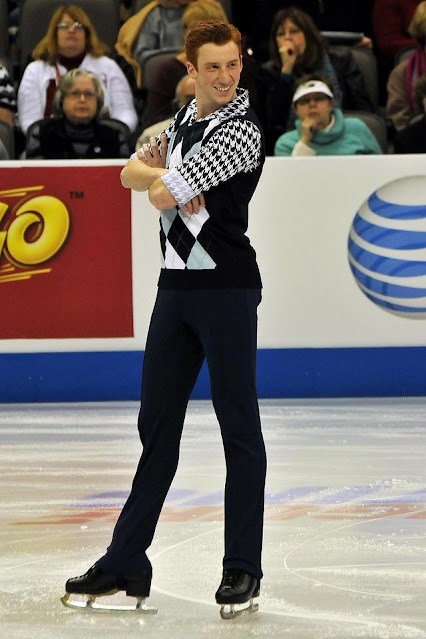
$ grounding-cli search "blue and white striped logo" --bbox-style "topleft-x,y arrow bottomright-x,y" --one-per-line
348,176 -> 426,318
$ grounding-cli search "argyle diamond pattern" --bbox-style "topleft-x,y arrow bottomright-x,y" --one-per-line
157,89 -> 262,271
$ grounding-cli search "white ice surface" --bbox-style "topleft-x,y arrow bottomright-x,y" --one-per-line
0,398 -> 425,638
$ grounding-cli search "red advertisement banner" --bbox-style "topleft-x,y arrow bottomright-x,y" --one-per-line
0,166 -> 133,339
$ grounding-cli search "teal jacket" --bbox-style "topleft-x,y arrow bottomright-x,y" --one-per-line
274,108 -> 382,156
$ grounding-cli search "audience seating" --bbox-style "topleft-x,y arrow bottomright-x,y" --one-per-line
0,120 -> 15,158
141,49 -> 180,89
344,110 -> 388,153
329,44 -> 379,113
132,0 -> 232,20
18,0 -> 121,70
0,0 -> 8,63
350,48 -> 379,112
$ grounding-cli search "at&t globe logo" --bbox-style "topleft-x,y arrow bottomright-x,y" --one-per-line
348,175 -> 426,318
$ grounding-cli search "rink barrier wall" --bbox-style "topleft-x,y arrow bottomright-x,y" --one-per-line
0,157 -> 425,401
1,347 -> 425,402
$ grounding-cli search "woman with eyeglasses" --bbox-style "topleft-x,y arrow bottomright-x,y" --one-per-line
17,4 -> 137,136
262,6 -> 374,154
274,75 -> 381,156
263,6 -> 341,148
25,68 -> 130,159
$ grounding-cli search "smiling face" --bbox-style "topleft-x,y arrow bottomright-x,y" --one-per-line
56,13 -> 87,58
62,75 -> 98,124
187,40 -> 242,119
295,92 -> 334,128
276,18 -> 306,57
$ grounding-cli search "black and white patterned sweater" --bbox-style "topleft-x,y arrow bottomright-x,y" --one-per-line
0,64 -> 17,113
153,88 -> 265,290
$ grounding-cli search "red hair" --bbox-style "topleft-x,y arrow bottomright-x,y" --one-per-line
185,20 -> 242,69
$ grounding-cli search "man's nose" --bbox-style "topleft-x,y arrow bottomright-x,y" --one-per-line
218,67 -> 230,82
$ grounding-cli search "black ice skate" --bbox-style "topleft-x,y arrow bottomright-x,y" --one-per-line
61,562 -> 157,613
215,569 -> 260,619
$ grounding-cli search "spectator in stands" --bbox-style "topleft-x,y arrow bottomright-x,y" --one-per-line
386,0 -> 426,130
136,75 -> 195,146
142,0 -> 228,128
263,7 -> 342,147
262,7 -> 374,152
115,0 -> 193,89
234,0 -> 374,63
274,76 -> 382,155
0,62 -> 17,128
394,73 -> 426,151
373,0 -> 421,59
17,5 -> 137,135
25,69 -> 130,159
0,139 -> 7,159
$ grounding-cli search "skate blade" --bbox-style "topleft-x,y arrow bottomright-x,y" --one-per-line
61,592 -> 158,613
219,598 -> 259,620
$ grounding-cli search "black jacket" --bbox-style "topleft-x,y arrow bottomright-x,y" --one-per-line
394,117 -> 426,154
26,117 -> 129,159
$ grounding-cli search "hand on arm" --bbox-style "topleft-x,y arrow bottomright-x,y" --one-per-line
120,133 -> 169,192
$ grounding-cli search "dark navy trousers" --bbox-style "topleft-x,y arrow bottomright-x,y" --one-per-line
99,288 -> 266,580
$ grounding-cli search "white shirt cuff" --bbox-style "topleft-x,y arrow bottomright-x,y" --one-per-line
292,141 -> 317,156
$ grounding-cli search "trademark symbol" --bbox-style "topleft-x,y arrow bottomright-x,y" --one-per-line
70,191 -> 84,199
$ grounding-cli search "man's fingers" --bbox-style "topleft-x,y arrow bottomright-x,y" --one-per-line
182,194 -> 205,215
160,132 -> 167,155
192,197 -> 200,214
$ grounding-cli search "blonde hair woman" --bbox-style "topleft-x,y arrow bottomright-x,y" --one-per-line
18,4 -> 137,134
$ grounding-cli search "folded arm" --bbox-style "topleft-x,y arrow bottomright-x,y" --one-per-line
121,133 -> 204,213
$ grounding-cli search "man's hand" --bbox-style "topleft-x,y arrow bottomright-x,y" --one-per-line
300,116 -> 317,145
182,192 -> 205,215
121,132 -> 169,192
137,133 -> 168,169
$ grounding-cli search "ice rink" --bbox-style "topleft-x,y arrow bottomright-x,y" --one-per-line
1,398 -> 425,638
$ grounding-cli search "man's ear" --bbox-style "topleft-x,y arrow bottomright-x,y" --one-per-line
187,61 -> 197,79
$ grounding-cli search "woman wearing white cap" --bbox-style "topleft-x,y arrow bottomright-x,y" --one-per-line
274,75 -> 382,156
